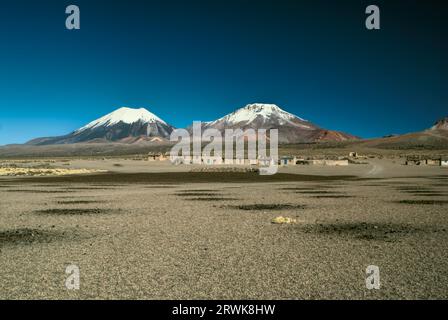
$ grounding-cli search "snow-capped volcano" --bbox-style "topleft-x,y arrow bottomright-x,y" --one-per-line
27,107 -> 175,145
203,103 -> 358,143
76,107 -> 167,132
210,103 -> 307,127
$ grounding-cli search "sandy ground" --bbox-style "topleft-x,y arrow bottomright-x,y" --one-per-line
0,159 -> 447,299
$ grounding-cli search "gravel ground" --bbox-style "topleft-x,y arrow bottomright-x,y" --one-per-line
0,162 -> 447,299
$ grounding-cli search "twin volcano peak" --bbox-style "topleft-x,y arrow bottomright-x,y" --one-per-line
26,104 -> 359,145
213,103 -> 306,125
76,107 -> 167,132
26,106 -> 175,145
202,103 -> 357,143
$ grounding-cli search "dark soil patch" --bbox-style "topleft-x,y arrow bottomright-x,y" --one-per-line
0,228 -> 67,247
62,187 -> 115,190
175,192 -> 222,197
177,189 -> 219,192
229,204 -> 306,211
175,190 -> 224,197
380,181 -> 413,185
144,185 -> 178,188
400,189 -> 436,193
428,176 -> 448,180
5,189 -> 70,193
56,200 -> 104,204
35,208 -> 115,215
300,222 -> 436,242
395,186 -> 432,191
90,184 -> 127,187
56,195 -> 96,199
293,190 -> 339,194
309,195 -> 354,199
395,200 -> 448,205
13,172 -> 356,184
411,193 -> 446,197
30,184 -> 71,187
279,187 -> 335,191
187,197 -> 238,201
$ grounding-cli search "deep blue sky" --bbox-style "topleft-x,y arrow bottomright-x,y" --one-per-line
0,0 -> 446,145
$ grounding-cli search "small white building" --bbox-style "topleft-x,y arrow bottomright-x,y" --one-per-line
280,156 -> 295,166
299,159 -> 348,166
427,158 -> 441,166
405,156 -> 426,166
441,157 -> 448,166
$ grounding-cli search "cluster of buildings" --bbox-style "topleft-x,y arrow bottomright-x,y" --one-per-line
148,152 -> 349,166
147,153 -> 168,161
147,152 -> 448,168
275,156 -> 350,166
405,155 -> 448,166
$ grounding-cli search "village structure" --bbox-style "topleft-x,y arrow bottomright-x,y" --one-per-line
405,155 -> 448,166
148,152 -> 354,167
147,152 -> 448,168
147,152 -> 168,161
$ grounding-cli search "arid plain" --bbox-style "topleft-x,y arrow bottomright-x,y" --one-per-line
1,157 -> 447,299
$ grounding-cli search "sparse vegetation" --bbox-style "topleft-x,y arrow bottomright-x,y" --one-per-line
35,208 -> 112,215
0,228 -> 66,247
56,200 -> 104,204
185,197 -> 238,201
310,195 -> 354,198
229,204 -> 306,211
299,222 -> 438,242
175,192 -> 222,196
396,200 -> 448,205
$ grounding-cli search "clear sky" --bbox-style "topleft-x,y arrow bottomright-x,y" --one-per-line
0,0 -> 446,145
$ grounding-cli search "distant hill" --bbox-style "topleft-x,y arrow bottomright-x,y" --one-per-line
0,141 -> 174,158
349,117 -> 448,150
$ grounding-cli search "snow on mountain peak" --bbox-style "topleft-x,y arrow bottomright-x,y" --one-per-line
76,107 -> 167,132
212,103 -> 307,126
430,117 -> 448,131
